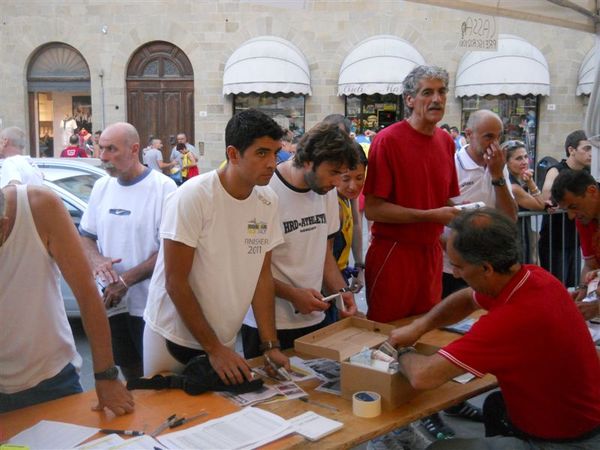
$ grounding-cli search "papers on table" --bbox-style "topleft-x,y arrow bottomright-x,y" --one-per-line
219,381 -> 307,407
452,372 -> 476,384
157,407 -> 293,450
8,420 -> 98,449
76,434 -> 160,450
289,411 -> 344,441
443,318 -> 476,335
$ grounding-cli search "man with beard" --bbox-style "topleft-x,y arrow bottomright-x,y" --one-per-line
241,122 -> 359,358
80,122 -> 176,381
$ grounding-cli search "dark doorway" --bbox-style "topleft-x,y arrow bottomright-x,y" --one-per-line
126,41 -> 194,161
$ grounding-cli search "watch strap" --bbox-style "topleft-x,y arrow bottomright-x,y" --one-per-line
94,366 -> 119,381
259,340 -> 281,353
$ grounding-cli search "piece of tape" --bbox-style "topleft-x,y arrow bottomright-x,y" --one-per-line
352,390 -> 381,418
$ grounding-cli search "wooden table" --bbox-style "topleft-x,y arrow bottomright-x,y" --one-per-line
1,317 -> 496,449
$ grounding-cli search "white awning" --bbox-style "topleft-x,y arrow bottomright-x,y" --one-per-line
223,36 -> 311,95
337,35 -> 425,96
577,46 -> 597,96
455,34 -> 550,97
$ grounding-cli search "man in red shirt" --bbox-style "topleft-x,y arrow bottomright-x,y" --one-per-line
60,134 -> 88,158
551,169 -> 600,320
389,208 -> 600,449
364,65 -> 460,322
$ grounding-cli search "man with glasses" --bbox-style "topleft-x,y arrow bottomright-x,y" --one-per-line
538,130 -> 591,287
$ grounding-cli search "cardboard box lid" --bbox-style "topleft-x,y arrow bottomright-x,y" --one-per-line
294,317 -> 396,361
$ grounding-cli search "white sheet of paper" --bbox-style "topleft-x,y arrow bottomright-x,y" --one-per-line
108,435 -> 161,450
289,411 -> 344,441
452,372 -> 476,384
8,420 -> 99,449
157,406 -> 292,449
76,434 -> 125,449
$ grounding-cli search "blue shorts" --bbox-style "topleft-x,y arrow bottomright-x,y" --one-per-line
0,363 -> 82,413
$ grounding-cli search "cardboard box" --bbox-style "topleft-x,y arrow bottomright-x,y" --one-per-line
294,317 -> 438,410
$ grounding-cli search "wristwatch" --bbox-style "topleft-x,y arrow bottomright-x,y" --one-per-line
491,178 -> 506,187
259,340 -> 281,353
94,366 -> 119,381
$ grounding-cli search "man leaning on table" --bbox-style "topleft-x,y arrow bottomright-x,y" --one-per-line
143,109 -> 289,383
388,208 -> 600,450
0,185 -> 133,415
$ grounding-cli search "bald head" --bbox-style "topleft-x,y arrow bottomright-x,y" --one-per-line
102,122 -> 140,148
465,110 -> 503,156
98,122 -> 145,181
0,127 -> 26,157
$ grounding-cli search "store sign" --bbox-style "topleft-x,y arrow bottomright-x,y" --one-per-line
458,15 -> 498,51
340,84 -> 403,96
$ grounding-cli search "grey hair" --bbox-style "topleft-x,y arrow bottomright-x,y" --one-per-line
402,65 -> 449,116
0,126 -> 26,150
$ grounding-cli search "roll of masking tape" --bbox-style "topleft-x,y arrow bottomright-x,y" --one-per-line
352,391 -> 381,418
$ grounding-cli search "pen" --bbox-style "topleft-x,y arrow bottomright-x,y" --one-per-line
299,396 -> 339,412
169,411 -> 209,429
99,429 -> 144,436
264,353 -> 292,381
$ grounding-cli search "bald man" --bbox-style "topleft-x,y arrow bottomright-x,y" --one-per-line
0,126 -> 43,188
80,122 -> 176,381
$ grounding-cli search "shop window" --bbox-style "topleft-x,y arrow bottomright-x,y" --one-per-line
461,95 -> 540,167
233,94 -> 305,137
345,94 -> 403,135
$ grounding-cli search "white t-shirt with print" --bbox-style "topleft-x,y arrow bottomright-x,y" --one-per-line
244,169 -> 340,330
80,169 -> 176,316
144,170 -> 283,349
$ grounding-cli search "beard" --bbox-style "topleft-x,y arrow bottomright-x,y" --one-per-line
304,169 -> 330,195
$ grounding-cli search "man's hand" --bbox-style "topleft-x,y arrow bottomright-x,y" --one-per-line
263,348 -> 290,379
571,287 -> 587,302
208,344 -> 252,385
350,268 -> 365,293
290,288 -> 330,315
93,379 -> 134,416
576,300 -> 600,321
387,324 -> 422,349
94,257 -> 122,284
429,206 -> 461,225
485,142 -> 506,179
339,291 -> 357,317
102,279 -> 128,309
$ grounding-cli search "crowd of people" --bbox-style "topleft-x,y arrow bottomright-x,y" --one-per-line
1,64 -> 599,449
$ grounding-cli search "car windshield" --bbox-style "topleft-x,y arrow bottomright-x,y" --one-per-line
51,174 -> 100,202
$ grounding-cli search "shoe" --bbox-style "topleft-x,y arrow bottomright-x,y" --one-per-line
420,413 -> 456,440
367,427 -> 412,450
444,401 -> 484,422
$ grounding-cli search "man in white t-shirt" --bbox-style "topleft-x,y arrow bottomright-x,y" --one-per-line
80,122 -> 176,381
0,126 -> 43,188
241,122 -> 359,358
143,138 -> 175,172
144,109 -> 289,385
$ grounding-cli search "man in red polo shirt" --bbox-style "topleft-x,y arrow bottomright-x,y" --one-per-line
61,134 -> 88,158
388,208 -> 600,449
364,65 -> 460,322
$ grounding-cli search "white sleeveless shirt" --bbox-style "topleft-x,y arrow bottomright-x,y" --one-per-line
0,185 -> 79,394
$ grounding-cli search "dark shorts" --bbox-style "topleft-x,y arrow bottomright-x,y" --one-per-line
241,317 -> 331,359
0,363 -> 82,413
109,313 -> 145,368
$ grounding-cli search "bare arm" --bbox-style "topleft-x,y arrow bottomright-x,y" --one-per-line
487,145 -> 517,221
364,195 -> 460,225
101,252 -> 159,309
323,238 -> 357,317
511,183 -> 546,211
163,239 -> 251,384
398,352 -> 466,390
350,198 -> 364,265
541,167 -> 559,202
250,252 -> 289,370
30,187 -> 133,415
81,236 -> 121,284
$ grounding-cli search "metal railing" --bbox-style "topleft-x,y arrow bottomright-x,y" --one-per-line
517,209 -> 581,288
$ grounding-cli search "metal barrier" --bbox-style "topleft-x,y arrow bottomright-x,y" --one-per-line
517,209 -> 581,288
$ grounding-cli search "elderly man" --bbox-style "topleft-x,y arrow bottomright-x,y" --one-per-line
0,184 -> 133,414
389,208 -> 600,450
241,122 -> 359,357
364,65 -> 460,323
143,138 -> 175,172
80,122 -> 176,381
144,109 -> 289,383
0,126 -> 43,187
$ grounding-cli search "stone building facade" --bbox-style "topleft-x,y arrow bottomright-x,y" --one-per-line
0,0 -> 594,169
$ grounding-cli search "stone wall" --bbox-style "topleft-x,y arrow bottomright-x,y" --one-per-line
0,0 -> 594,168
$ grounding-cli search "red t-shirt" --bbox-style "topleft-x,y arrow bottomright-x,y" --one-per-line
576,219 -> 600,263
440,265 -> 600,439
363,120 -> 459,244
60,146 -> 88,158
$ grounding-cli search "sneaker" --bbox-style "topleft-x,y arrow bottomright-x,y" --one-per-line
444,401 -> 484,422
367,427 -> 412,450
420,413 -> 456,440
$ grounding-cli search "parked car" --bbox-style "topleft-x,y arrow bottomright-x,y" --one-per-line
0,158 -> 106,317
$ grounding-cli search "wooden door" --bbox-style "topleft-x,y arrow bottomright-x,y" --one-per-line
126,41 -> 194,161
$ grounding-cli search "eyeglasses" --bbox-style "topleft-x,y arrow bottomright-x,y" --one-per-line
501,140 -> 525,151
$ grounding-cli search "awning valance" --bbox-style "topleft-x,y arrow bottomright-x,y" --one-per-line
223,36 -> 311,95
455,34 -> 550,97
337,35 -> 425,96
577,46 -> 597,96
